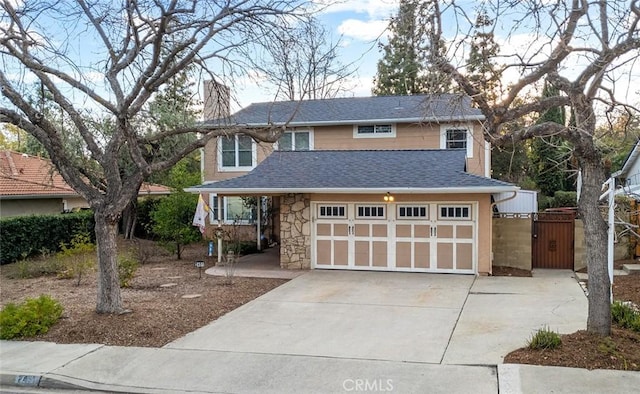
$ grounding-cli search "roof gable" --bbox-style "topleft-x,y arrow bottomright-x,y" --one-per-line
207,94 -> 483,127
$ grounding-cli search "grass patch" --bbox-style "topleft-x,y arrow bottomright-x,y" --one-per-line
528,326 -> 562,350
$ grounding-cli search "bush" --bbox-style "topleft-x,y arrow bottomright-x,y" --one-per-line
0,295 -> 63,340
56,232 -> 96,285
0,211 -> 94,265
135,198 -> 161,239
527,326 -> 562,350
538,195 -> 554,211
552,191 -> 577,208
224,241 -> 260,256
117,254 -> 139,288
612,301 -> 640,332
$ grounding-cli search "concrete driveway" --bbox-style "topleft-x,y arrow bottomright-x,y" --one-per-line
166,269 -> 587,365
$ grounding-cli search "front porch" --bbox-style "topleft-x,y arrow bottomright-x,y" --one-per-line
205,246 -> 307,279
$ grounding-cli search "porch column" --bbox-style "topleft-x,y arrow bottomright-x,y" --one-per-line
217,194 -> 223,264
257,196 -> 262,251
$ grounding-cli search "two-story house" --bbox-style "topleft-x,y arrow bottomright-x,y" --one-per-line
188,82 -> 517,275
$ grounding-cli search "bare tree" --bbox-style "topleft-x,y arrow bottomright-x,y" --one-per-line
0,0 -> 305,314
251,16 -> 355,101
425,0 -> 640,335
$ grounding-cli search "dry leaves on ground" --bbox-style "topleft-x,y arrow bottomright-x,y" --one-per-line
0,241 -> 286,347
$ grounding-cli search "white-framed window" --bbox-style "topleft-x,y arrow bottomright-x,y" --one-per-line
356,205 -> 386,219
217,134 -> 257,171
397,205 -> 429,219
440,125 -> 473,158
438,204 -> 471,220
318,205 -> 347,218
353,124 -> 396,138
209,194 -> 255,224
276,129 -> 313,151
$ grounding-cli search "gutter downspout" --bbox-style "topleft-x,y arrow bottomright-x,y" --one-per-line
489,191 -> 519,276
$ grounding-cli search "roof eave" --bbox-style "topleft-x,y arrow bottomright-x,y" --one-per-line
210,115 -> 485,129
619,140 -> 640,177
185,186 -> 518,195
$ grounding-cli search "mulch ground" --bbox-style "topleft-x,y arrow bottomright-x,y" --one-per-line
0,240 -> 286,347
504,326 -> 640,371
3,243 -> 640,370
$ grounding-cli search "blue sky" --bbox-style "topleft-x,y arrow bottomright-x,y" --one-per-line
231,0 -> 400,109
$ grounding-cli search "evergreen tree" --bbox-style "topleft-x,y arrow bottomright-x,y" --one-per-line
529,83 -> 571,196
466,10 -> 502,104
372,0 -> 452,95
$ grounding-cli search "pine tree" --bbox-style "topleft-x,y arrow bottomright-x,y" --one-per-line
466,10 -> 502,104
372,0 -> 452,95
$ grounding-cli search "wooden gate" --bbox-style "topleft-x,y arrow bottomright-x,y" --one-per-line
532,212 -> 575,269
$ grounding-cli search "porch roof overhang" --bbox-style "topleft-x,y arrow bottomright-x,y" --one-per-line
185,186 -> 518,195
186,150 -> 518,196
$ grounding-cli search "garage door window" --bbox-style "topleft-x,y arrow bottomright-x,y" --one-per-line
319,205 -> 346,218
397,205 -> 428,219
439,205 -> 471,220
356,205 -> 385,219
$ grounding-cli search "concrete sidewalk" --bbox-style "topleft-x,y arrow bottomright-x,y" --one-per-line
2,341 -> 639,393
1,270 -> 638,393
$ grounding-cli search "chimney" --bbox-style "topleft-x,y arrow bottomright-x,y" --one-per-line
203,80 -> 230,121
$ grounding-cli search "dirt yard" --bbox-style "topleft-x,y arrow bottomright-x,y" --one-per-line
0,240 -> 286,347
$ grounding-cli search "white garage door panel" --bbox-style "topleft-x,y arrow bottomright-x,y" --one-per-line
313,202 -> 476,274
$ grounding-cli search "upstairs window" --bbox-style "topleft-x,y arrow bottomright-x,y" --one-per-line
277,130 -> 312,151
440,125 -> 473,158
219,135 -> 256,171
354,124 -> 396,138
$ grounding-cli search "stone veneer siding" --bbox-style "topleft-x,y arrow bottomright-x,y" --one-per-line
280,194 -> 311,269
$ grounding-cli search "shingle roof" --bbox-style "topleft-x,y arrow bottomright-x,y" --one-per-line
0,150 -> 172,199
207,94 -> 483,126
188,150 -> 516,194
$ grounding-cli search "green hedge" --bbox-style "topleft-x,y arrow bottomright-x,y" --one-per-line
0,210 -> 95,264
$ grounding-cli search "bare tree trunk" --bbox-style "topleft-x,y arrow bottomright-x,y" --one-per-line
580,158 -> 611,336
95,211 -> 123,314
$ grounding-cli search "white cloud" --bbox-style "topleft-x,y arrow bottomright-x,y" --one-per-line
314,0 -> 398,19
338,19 -> 389,41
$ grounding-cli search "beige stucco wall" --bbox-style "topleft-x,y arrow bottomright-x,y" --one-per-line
202,122 -> 488,182
202,138 -> 273,182
312,193 -> 493,274
0,198 -> 64,217
492,217 -> 533,271
313,123 -> 486,177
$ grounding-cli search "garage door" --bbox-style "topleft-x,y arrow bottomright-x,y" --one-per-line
313,202 -> 476,274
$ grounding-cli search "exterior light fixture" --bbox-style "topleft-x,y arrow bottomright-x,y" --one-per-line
384,192 -> 395,202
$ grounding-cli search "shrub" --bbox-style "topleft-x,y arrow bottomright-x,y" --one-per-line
224,241 -> 260,256
0,295 -> 63,340
117,254 -> 139,288
0,211 -> 94,264
527,326 -> 562,350
56,232 -> 96,285
552,191 -> 577,208
612,301 -> 640,332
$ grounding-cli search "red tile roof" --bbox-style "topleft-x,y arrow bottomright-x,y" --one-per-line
0,150 -> 171,198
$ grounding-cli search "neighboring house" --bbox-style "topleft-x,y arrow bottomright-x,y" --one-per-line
616,138 -> 640,196
0,150 -> 171,217
188,82 -> 518,275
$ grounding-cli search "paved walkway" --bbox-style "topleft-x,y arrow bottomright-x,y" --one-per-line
1,270 -> 639,393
